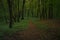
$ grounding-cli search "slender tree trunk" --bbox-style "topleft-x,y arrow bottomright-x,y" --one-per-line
46,0 -> 49,19
12,0 -> 17,22
27,0 -> 32,17
48,4 -> 53,19
27,9 -> 30,17
31,0 -> 34,17
48,0 -> 53,19
37,0 -> 40,17
21,0 -> 25,20
43,0 -> 45,19
17,0 -> 20,22
7,0 -> 13,28
31,7 -> 33,17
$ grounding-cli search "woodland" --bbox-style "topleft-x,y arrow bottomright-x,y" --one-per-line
0,0 -> 60,40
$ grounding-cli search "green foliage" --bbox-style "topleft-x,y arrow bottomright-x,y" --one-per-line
0,0 -> 60,19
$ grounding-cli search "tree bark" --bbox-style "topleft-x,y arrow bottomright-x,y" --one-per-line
21,0 -> 25,20
7,0 -> 13,28
17,0 -> 20,22
48,4 -> 53,19
37,0 -> 40,17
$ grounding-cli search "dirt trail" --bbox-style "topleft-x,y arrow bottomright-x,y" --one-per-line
27,20 -> 37,31
21,20 -> 40,40
3,20 -> 60,40
4,20 -> 40,40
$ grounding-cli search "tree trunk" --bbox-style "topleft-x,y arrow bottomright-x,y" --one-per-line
48,4 -> 53,19
21,0 -> 25,20
7,0 -> 13,28
37,0 -> 40,17
17,0 -> 20,22
27,9 -> 30,17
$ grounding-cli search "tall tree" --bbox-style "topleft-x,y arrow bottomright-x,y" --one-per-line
17,0 -> 20,22
37,0 -> 40,17
46,0 -> 49,19
31,0 -> 34,17
48,0 -> 53,19
21,0 -> 25,20
12,0 -> 16,22
40,0 -> 48,19
7,0 -> 13,28
27,0 -> 32,17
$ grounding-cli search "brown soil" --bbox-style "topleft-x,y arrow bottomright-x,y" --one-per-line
3,19 -> 60,40
38,19 -> 60,28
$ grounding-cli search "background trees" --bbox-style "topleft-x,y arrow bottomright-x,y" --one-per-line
0,0 -> 60,28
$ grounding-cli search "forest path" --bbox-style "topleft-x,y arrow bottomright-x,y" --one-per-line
14,20 -> 41,40
3,19 -> 60,40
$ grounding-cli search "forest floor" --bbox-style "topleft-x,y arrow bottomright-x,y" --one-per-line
0,19 -> 60,40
